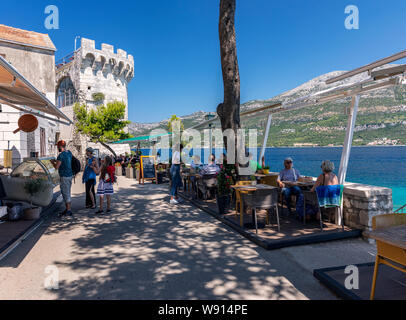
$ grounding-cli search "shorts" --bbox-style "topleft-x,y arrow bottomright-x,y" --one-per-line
97,180 -> 114,196
60,176 -> 73,203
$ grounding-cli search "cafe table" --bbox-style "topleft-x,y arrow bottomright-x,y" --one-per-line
282,180 -> 315,190
231,184 -> 277,228
364,224 -> 406,300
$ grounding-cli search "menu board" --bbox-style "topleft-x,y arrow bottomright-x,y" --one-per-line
140,156 -> 157,184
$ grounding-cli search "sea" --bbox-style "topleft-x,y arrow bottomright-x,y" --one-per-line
138,146 -> 406,210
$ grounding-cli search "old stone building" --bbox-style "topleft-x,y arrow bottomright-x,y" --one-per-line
0,24 -> 59,166
56,37 -> 134,158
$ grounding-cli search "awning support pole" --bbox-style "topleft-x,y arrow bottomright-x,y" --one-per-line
260,113 -> 272,162
338,94 -> 360,225
209,124 -> 213,161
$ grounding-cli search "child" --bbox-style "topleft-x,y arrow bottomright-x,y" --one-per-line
96,156 -> 116,214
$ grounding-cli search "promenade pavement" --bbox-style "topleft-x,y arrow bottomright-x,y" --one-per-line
0,175 -> 376,300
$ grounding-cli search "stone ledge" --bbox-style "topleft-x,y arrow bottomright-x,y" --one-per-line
343,182 -> 392,198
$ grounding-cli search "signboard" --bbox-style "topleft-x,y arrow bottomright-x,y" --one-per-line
140,156 -> 157,185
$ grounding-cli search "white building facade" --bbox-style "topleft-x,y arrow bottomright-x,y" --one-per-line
0,25 -> 58,167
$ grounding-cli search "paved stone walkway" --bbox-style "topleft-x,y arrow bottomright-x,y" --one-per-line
0,176 -> 376,300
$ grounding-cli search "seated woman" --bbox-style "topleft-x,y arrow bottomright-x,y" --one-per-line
311,160 -> 339,192
305,160 -> 339,221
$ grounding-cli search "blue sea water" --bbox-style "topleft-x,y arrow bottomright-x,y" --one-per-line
138,146 -> 406,210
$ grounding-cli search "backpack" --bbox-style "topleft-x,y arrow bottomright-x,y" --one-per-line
71,153 -> 81,176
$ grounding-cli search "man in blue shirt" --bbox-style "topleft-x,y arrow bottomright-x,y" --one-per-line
277,157 -> 302,215
51,140 -> 73,216
200,154 -> 220,176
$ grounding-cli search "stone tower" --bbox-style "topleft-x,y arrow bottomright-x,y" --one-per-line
55,37 -> 134,159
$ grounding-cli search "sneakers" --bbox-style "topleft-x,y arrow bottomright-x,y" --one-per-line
170,199 -> 179,205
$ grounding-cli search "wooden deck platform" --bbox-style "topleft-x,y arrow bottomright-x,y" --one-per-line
179,190 -> 362,250
314,262 -> 406,300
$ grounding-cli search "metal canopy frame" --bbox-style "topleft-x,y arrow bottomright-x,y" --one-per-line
187,50 -> 406,226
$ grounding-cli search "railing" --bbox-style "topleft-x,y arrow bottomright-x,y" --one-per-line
394,204 -> 406,214
56,52 -> 75,69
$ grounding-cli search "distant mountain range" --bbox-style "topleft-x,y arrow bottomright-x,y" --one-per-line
129,67 -> 406,147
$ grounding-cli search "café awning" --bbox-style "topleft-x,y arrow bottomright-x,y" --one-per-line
0,55 -> 72,125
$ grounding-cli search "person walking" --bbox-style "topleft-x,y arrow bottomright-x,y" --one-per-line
96,156 -> 116,214
83,147 -> 99,209
170,144 -> 183,204
51,140 -> 73,217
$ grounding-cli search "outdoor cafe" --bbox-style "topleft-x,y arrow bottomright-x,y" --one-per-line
178,50 -> 406,299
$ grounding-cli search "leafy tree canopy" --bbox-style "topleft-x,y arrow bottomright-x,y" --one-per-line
73,101 -> 132,155
167,115 -> 184,133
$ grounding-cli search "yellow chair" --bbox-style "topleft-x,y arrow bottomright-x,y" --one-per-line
234,181 -> 252,223
370,213 -> 406,300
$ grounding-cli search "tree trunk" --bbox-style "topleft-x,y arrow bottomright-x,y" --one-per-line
218,0 -> 241,157
99,141 -> 117,158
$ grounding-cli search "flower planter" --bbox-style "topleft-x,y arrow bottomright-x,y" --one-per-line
126,167 -> 135,179
216,194 -> 230,215
23,207 -> 41,220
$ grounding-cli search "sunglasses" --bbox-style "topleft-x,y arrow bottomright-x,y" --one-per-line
285,161 -> 292,163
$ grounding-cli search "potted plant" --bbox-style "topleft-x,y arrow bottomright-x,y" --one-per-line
216,165 -> 235,215
135,162 -> 141,180
263,166 -> 270,175
126,163 -> 135,179
250,175 -> 257,185
23,178 -> 45,220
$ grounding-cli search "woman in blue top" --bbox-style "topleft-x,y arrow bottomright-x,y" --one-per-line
83,147 -> 99,209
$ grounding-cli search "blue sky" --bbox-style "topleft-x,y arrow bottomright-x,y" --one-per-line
1,0 -> 406,123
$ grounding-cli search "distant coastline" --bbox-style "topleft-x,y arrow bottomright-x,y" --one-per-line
261,145 -> 406,148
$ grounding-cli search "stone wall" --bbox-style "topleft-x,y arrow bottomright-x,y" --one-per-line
343,182 -> 393,231
56,37 -> 134,160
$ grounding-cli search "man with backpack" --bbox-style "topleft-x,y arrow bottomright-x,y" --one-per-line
51,140 -> 80,217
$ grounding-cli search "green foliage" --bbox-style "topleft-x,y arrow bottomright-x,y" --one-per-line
24,178 -> 44,197
167,115 -> 184,133
217,165 -> 235,196
24,178 -> 45,208
74,101 -> 132,144
92,92 -> 105,102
